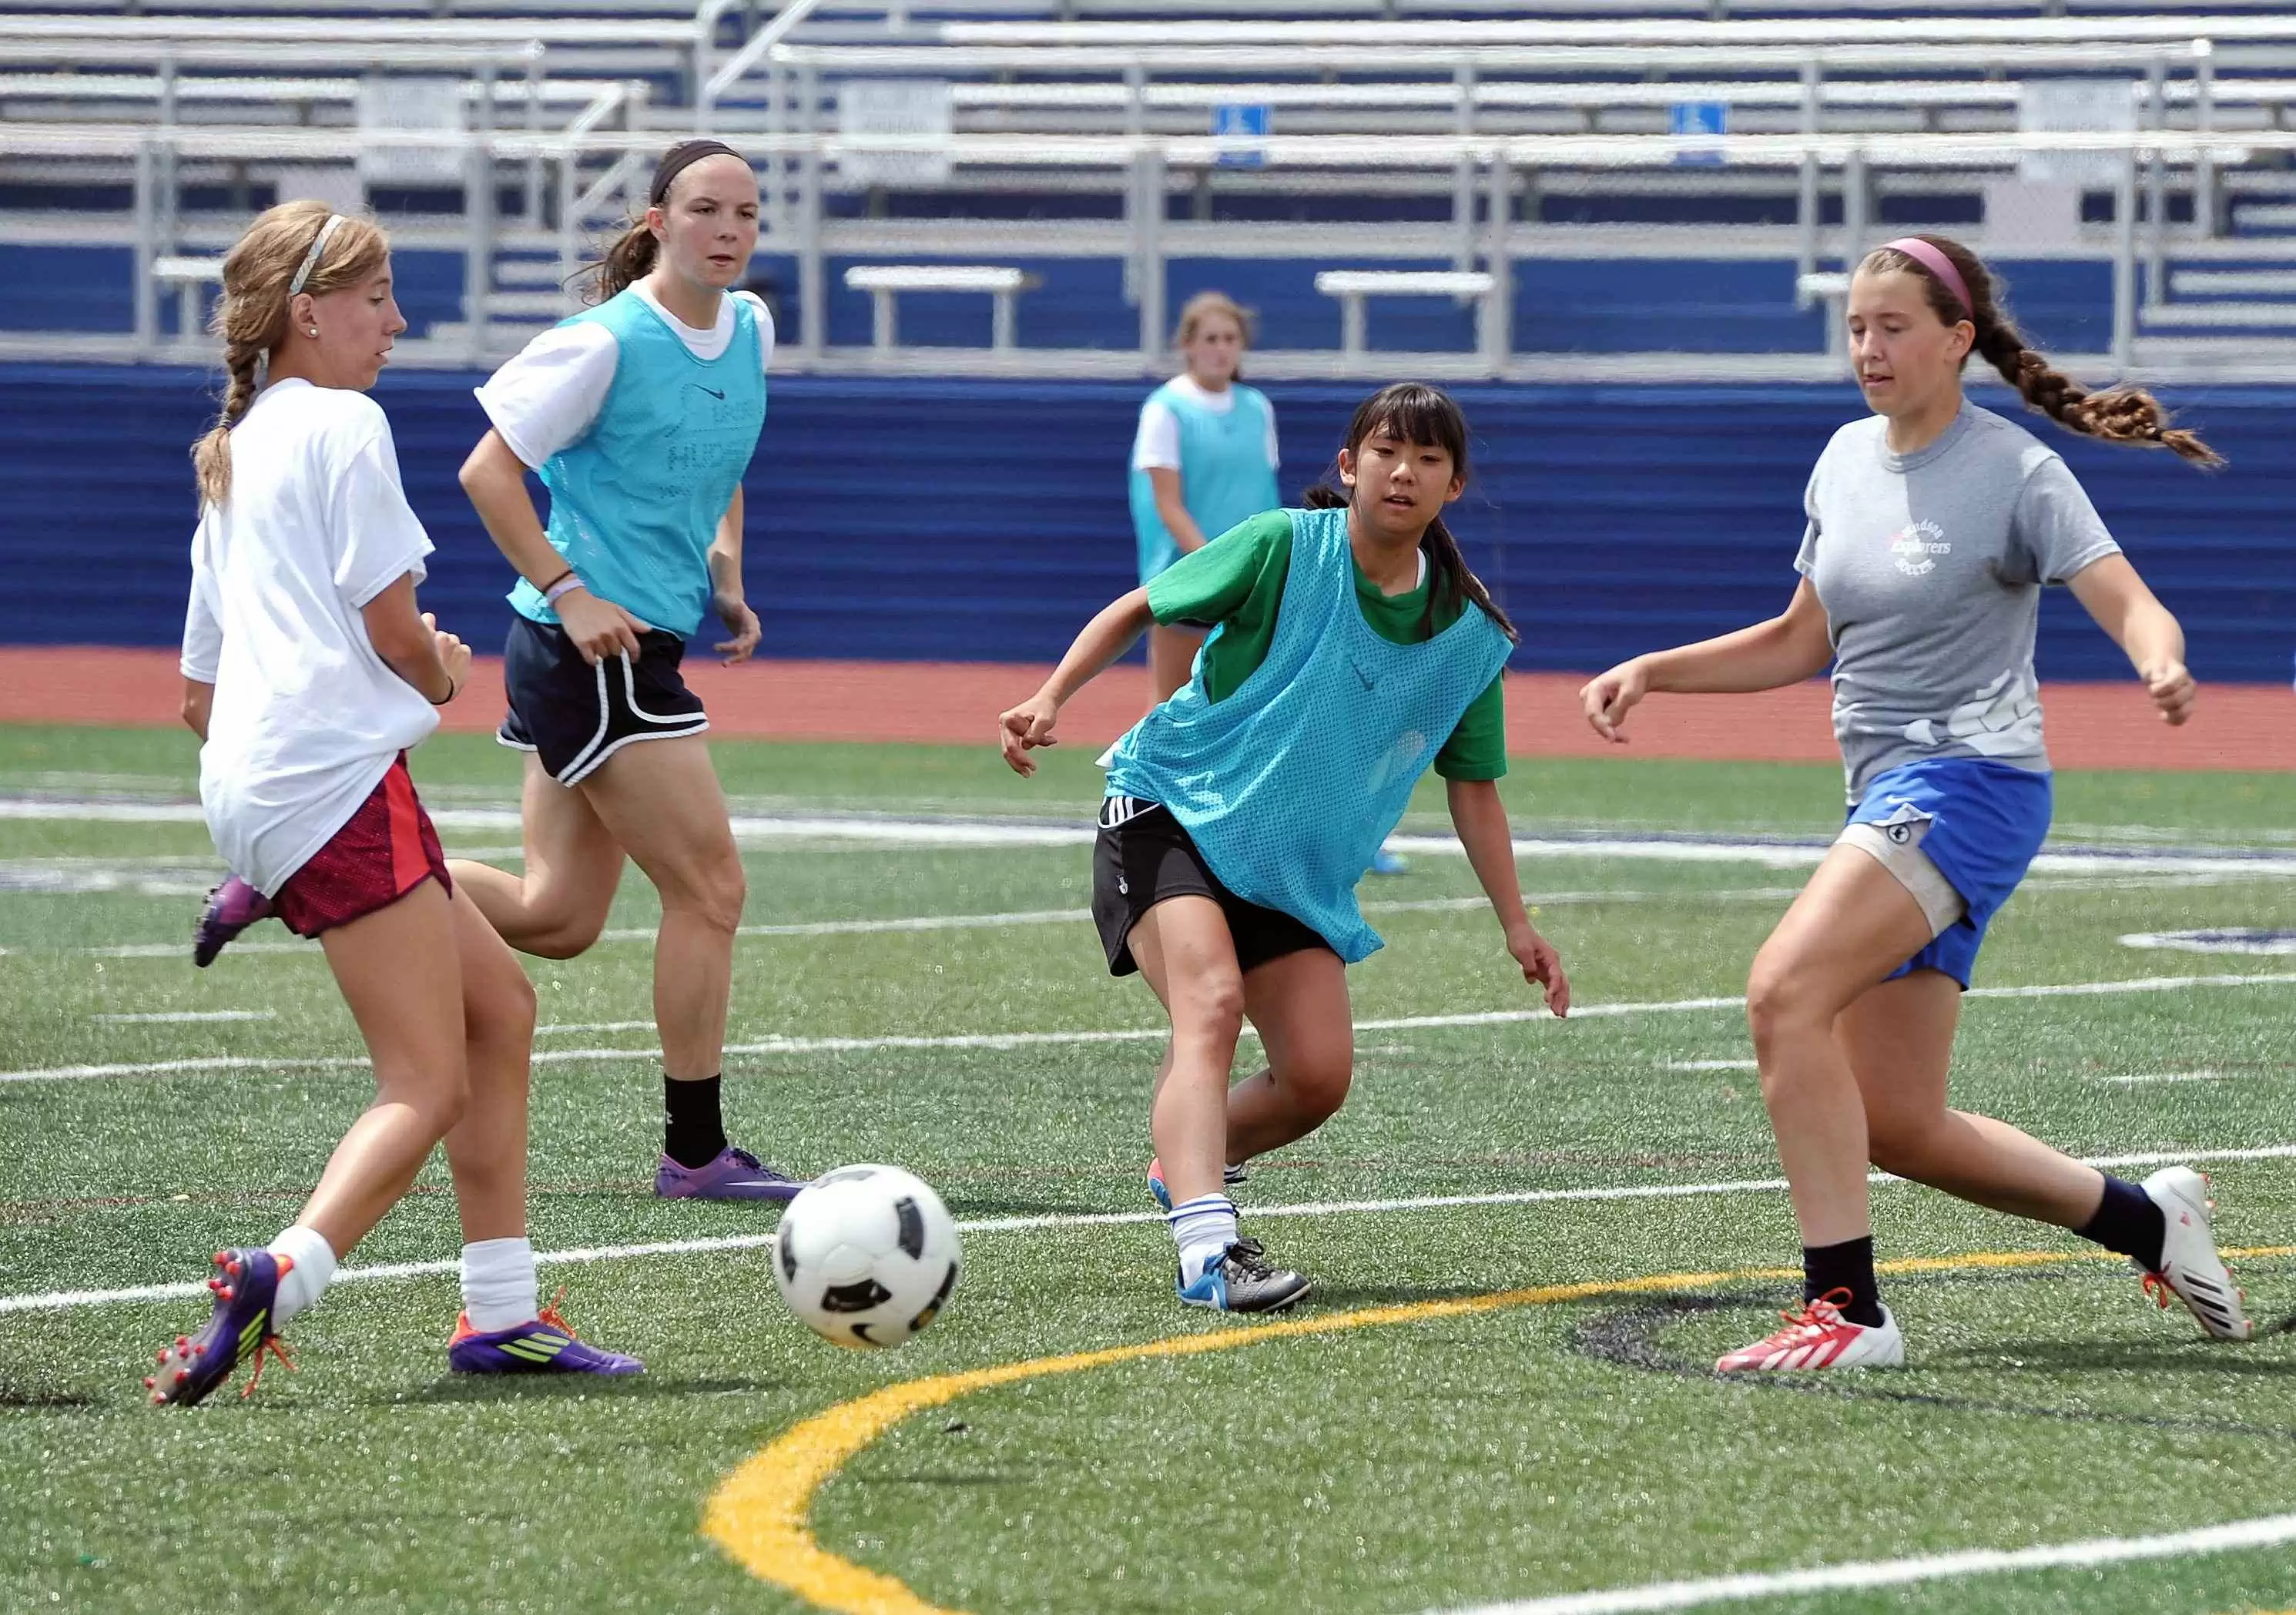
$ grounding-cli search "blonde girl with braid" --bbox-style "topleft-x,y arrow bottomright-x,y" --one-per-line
163,201 -> 640,1406
1583,234 -> 2250,1373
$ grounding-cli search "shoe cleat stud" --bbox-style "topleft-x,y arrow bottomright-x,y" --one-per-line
175,1336 -> 189,1349
226,1260 -> 241,1278
150,1392 -> 165,1406
142,1376 -> 156,1389
173,1369 -> 188,1384
156,1349 -> 169,1364
213,1251 -> 228,1265
218,1287 -> 233,1301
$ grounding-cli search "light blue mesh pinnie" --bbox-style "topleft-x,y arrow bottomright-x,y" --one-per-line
1104,505 -> 1513,962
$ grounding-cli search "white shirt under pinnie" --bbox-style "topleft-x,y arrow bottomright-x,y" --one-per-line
180,377 -> 440,895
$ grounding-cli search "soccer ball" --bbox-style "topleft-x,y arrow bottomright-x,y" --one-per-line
773,1164 -> 961,1349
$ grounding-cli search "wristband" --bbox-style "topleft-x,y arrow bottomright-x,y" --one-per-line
538,566 -> 575,595
543,573 -> 585,607
428,675 -> 459,707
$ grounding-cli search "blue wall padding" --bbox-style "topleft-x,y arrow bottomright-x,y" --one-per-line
1,364 -> 2286,682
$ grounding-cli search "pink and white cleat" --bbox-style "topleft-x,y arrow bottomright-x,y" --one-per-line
1716,1288 -> 1905,1372
2135,1166 -> 2252,1341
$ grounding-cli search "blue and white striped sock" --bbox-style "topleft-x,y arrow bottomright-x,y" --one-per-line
1168,1194 -> 1238,1287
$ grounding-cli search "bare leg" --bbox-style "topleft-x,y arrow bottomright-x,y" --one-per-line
1844,971 -> 2107,1229
1226,948 -> 1352,1163
438,882 -> 541,1245
1744,845 -> 1936,1249
295,879 -> 472,1256
577,736 -> 745,1082
1148,624 -> 1205,705
1128,896 -> 1247,1208
447,752 -> 624,960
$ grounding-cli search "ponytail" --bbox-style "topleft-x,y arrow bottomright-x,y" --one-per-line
1302,379 -> 1520,646
582,218 -> 659,306
192,337 -> 263,507
1866,235 -> 2224,469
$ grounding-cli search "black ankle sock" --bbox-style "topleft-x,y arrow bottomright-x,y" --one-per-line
1803,1236 -> 1885,1328
2076,1174 -> 2167,1270
663,1074 -> 729,1169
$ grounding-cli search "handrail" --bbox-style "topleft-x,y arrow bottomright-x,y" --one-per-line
766,40 -> 2219,73
698,0 -> 828,129
4,122 -> 2269,166
0,13 -> 681,43
0,40 -> 544,70
934,15 -> 2296,46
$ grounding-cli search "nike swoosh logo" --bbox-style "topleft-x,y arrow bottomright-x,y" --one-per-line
692,385 -> 726,400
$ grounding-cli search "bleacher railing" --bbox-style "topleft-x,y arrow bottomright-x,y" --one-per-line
4,121 -> 2280,379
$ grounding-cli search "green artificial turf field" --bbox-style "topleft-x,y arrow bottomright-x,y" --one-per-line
1,722 -> 2292,1615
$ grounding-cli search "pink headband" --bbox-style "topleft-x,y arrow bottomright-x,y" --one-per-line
1881,236 -> 1972,320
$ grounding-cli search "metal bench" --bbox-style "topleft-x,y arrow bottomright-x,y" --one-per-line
154,254 -> 224,342
843,264 -> 1041,351
1314,269 -> 1497,362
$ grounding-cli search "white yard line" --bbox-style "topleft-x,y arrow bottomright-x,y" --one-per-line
5,1141 -> 2293,1317
91,1010 -> 274,1024
2094,1070 -> 2241,1086
10,796 -> 2296,873
1434,1513 -> 2296,1615
15,972 -> 2296,1084
1661,1059 -> 1758,1072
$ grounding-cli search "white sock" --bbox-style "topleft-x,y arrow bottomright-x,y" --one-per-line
265,1225 -> 337,1329
1168,1194 -> 1239,1287
460,1237 -> 539,1332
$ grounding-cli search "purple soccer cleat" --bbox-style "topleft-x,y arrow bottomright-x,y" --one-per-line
654,1144 -> 806,1202
193,876 -> 274,967
447,1297 -> 643,1376
146,1248 -> 293,1407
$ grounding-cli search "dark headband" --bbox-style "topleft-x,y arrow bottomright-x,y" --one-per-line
649,139 -> 744,206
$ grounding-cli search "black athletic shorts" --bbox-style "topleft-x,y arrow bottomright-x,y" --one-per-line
1091,796 -> 1332,978
497,614 -> 708,786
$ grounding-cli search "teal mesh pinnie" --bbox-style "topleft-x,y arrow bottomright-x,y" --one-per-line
1105,505 -> 1513,961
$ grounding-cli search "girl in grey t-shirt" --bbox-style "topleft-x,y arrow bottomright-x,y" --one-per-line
1580,233 -> 2251,1372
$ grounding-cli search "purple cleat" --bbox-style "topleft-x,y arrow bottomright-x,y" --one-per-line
654,1144 -> 806,1202
146,1247 -> 293,1407
193,876 -> 273,967
447,1298 -> 643,1376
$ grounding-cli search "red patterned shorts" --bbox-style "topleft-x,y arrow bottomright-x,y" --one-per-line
272,755 -> 451,938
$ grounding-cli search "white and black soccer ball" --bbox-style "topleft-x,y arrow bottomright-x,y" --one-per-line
773,1164 -> 961,1349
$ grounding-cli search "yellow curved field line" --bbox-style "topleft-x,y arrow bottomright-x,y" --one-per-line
702,1245 -> 2294,1615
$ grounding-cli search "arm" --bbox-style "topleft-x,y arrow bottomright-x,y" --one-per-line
181,679 -> 213,742
2068,553 -> 2195,725
707,484 -> 762,664
359,573 -> 471,706
1147,467 -> 1212,555
1580,578 -> 1833,744
997,588 -> 1158,776
1447,778 -> 1569,1017
458,429 -> 643,665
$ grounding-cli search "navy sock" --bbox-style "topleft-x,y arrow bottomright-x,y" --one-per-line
2075,1174 -> 2167,1270
663,1074 -> 729,1169
1803,1236 -> 1885,1328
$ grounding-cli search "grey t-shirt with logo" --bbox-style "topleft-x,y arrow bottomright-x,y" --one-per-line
1795,401 -> 2121,799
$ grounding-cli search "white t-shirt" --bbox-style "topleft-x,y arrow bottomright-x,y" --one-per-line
474,285 -> 776,469
181,378 -> 440,894
1129,374 -> 1280,473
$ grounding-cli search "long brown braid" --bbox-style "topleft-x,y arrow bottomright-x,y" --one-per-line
190,200 -> 388,505
1863,234 -> 2224,468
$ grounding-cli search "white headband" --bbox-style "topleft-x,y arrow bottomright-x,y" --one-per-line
288,213 -> 349,296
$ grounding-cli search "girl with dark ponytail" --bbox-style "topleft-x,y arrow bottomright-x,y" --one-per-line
453,139 -> 806,1202
997,381 -> 1565,1317
1581,234 -> 2250,1377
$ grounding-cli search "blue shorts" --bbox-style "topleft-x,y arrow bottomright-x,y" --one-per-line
1845,757 -> 2053,989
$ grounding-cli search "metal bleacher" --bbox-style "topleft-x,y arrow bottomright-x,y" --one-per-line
9,1 -> 2296,378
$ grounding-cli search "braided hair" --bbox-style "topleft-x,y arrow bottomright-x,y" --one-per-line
1863,234 -> 2224,468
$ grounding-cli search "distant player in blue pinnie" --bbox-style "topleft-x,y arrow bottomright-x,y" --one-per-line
1128,291 -> 1282,703
1583,233 -> 2253,1375
453,139 -> 806,1205
1005,384 -> 1570,1315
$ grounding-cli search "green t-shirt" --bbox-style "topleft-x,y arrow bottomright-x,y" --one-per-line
1144,509 -> 1510,782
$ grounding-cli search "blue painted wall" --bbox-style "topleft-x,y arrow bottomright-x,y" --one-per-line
1,364 -> 2286,682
